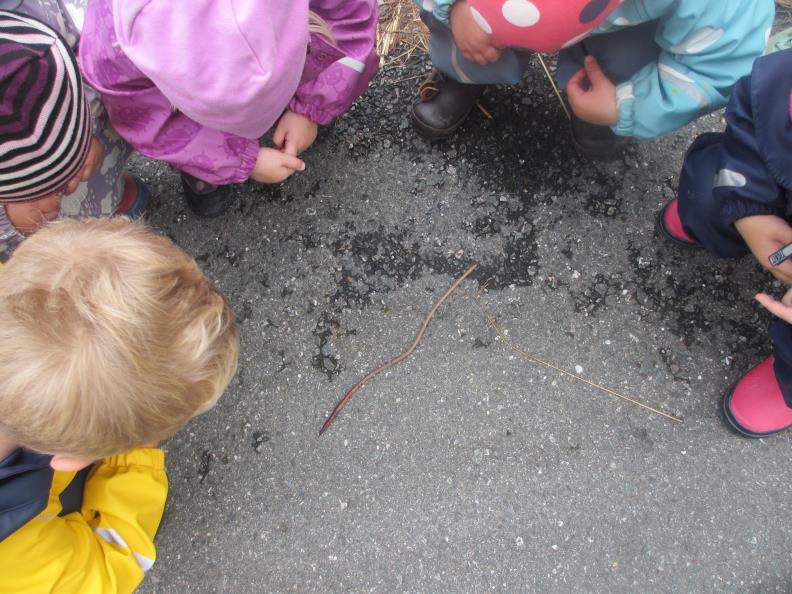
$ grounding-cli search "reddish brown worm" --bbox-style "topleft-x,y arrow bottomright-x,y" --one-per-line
319,262 -> 479,436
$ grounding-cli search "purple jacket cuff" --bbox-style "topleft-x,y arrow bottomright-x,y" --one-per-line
177,135 -> 259,186
289,52 -> 378,124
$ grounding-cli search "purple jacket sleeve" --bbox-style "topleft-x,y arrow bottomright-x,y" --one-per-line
98,88 -> 260,186
289,0 -> 379,125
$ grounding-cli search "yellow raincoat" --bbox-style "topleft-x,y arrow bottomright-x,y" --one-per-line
0,448 -> 167,593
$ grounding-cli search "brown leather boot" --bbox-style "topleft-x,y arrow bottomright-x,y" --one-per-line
411,70 -> 486,140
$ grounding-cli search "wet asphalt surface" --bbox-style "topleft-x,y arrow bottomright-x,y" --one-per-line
137,16 -> 792,594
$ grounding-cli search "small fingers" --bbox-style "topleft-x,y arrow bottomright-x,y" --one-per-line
460,47 -> 478,63
583,56 -> 608,85
460,36 -> 500,65
278,153 -> 306,172
482,46 -> 502,64
566,68 -> 589,95
755,292 -> 778,312
283,137 -> 299,157
273,123 -> 287,149
278,167 -> 298,182
756,293 -> 792,323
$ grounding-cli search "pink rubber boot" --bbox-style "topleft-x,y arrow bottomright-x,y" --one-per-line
724,357 -> 792,437
656,198 -> 699,247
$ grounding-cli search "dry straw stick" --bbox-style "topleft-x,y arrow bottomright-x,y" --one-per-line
473,288 -> 683,423
535,54 -> 571,121
377,0 -> 427,65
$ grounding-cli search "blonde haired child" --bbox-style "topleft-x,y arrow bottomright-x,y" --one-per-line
0,217 -> 239,592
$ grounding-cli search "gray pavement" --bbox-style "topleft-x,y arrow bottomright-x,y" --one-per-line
138,20 -> 792,594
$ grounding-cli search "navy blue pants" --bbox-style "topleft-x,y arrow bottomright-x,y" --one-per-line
678,133 -> 792,405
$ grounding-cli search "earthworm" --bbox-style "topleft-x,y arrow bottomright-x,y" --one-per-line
319,262 -> 479,435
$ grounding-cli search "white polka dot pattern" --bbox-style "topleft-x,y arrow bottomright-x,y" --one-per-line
469,6 -> 493,34
501,0 -> 541,28
465,0 -> 621,52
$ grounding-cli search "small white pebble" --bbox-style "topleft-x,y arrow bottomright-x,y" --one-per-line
575,365 -> 583,375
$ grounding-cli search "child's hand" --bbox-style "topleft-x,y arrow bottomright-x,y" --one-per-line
251,147 -> 305,184
735,214 -> 792,285
5,194 -> 62,236
567,56 -> 619,126
756,288 -> 792,325
273,110 -> 318,157
450,1 -> 502,65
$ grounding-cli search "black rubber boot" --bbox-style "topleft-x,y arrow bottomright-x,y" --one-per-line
569,114 -> 630,161
181,172 -> 230,218
411,70 -> 486,140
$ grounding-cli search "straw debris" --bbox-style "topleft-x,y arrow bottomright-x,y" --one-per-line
377,0 -> 428,64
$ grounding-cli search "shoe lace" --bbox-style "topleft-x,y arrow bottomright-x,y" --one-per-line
418,72 -> 441,102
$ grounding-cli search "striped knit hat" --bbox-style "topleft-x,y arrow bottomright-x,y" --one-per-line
0,10 -> 91,202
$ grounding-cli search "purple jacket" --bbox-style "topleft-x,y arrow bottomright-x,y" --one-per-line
79,0 -> 378,185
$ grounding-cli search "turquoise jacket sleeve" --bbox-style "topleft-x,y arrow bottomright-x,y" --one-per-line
415,0 -> 456,24
613,0 -> 774,139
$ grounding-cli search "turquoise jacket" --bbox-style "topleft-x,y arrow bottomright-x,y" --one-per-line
422,0 -> 775,139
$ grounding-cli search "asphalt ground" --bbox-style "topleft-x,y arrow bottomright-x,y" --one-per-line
138,14 -> 792,593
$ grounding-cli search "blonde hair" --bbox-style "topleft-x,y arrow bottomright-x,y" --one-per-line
308,11 -> 336,44
0,218 -> 239,459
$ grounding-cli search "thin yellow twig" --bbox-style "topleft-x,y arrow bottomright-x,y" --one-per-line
473,289 -> 683,423
387,73 -> 428,85
536,54 -> 571,121
476,101 -> 494,120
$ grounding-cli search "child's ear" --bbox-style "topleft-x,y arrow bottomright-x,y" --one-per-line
49,455 -> 93,471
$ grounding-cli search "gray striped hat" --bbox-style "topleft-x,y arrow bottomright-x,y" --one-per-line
0,10 -> 91,202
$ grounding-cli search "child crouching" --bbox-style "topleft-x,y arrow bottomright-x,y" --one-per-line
0,9 -> 148,263
0,217 -> 239,592
658,48 -> 792,438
